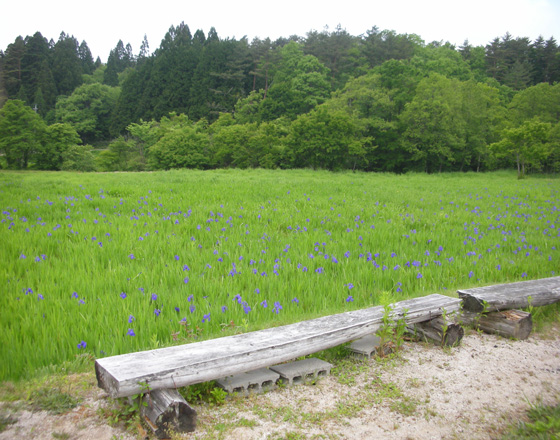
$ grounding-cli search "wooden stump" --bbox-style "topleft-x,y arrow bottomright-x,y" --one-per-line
408,315 -> 464,347
140,389 -> 196,438
462,309 -> 533,340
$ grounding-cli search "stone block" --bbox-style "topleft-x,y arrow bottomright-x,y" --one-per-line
269,358 -> 332,386
216,367 -> 280,396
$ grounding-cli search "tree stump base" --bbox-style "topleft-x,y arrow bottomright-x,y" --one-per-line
462,309 -> 533,340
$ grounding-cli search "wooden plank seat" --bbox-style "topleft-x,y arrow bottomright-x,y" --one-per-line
458,276 -> 560,313
95,293 -> 461,398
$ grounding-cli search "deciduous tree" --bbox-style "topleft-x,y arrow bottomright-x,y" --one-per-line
491,119 -> 552,177
400,74 -> 466,172
36,122 -> 81,170
0,99 -> 46,168
287,106 -> 367,170
55,82 -> 120,143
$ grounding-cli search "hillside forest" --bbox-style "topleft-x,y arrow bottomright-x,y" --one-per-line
1,24 -> 559,176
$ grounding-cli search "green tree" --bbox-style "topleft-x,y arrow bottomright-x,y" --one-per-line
61,144 -> 96,171
248,37 -> 274,93
372,59 -> 423,114
126,119 -> 161,168
211,118 -> 256,168
491,119 -> 552,177
485,33 -> 535,89
233,89 -> 265,124
324,72 -> 398,171
151,23 -> 199,118
78,41 -> 95,75
2,36 -> 26,99
36,122 -> 81,170
138,34 -> 150,61
360,27 -> 421,68
149,120 -> 210,170
304,24 -> 364,89
542,37 -> 560,84
508,82 -> 560,124
0,99 -> 46,168
252,120 -> 289,168
545,122 -> 560,172
411,43 -> 473,81
33,59 -> 58,117
96,137 -> 135,171
400,74 -> 466,172
459,41 -> 488,82
287,106 -> 368,170
261,42 -> 331,121
20,33 -> 51,103
110,60 -> 153,133
51,32 -> 83,96
460,80 -> 506,171
189,31 -> 252,120
104,40 -> 135,86
82,65 -> 107,85
0,53 -> 9,108
55,82 -> 120,144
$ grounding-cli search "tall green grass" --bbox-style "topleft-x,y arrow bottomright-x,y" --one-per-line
1,169 -> 559,380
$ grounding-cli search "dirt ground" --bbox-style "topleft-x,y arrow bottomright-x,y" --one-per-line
1,328 -> 559,440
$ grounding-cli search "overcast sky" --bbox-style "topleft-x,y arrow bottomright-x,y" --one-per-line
1,0 -> 559,61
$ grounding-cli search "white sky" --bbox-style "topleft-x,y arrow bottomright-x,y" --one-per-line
1,0 -> 559,62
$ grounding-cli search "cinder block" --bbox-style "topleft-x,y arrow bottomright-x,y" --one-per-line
216,367 -> 280,396
269,358 -> 332,386
349,334 -> 393,359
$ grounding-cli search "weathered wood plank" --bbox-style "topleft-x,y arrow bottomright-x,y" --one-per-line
95,294 -> 460,398
141,388 -> 196,438
457,276 -> 560,313
462,309 -> 533,340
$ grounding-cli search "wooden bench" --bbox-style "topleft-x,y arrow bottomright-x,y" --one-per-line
94,277 -> 560,436
95,293 -> 460,397
95,293 -> 461,436
458,276 -> 560,312
458,276 -> 560,340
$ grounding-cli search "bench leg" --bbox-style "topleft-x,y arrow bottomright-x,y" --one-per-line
462,309 -> 533,340
141,388 -> 196,438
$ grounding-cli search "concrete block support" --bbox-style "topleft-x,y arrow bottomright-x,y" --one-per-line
349,334 -> 394,359
270,358 -> 332,386
216,368 -> 280,396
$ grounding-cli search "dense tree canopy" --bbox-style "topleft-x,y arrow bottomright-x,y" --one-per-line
1,24 -> 560,175
55,82 -> 120,144
0,99 -> 46,168
0,99 -> 81,170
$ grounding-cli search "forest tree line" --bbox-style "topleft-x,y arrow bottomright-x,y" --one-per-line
0,24 -> 559,176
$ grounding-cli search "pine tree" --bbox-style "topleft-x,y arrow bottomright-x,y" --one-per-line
104,40 -> 136,86
78,41 -> 95,75
2,36 -> 26,98
51,32 -> 83,95
138,34 -> 150,61
21,32 -> 50,100
0,52 -> 7,108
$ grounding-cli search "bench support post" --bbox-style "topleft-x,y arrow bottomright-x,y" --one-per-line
408,314 -> 464,346
140,389 -> 196,438
462,309 -> 533,340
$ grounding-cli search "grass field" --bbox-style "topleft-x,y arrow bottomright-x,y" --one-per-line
1,169 -> 559,381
